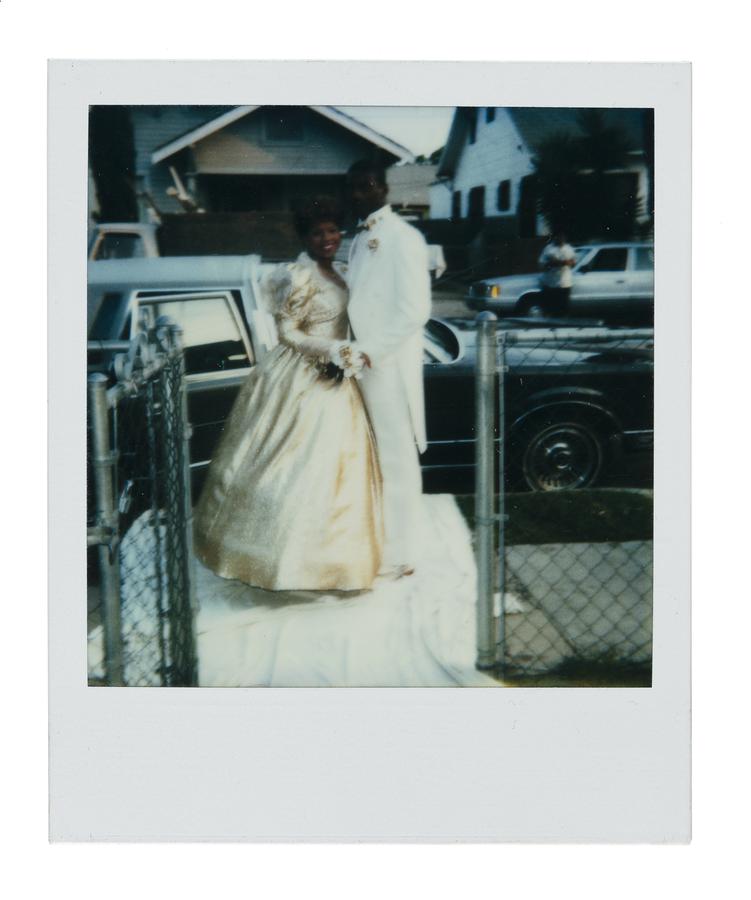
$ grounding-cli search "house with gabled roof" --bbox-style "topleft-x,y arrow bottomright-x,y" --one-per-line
129,105 -> 413,220
430,107 -> 653,239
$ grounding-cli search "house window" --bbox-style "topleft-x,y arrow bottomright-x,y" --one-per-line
497,180 -> 511,212
467,109 -> 477,145
264,109 -> 305,143
468,186 -> 485,220
486,107 -> 496,123
451,190 -> 462,220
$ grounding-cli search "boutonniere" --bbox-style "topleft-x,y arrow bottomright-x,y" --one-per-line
367,238 -> 379,252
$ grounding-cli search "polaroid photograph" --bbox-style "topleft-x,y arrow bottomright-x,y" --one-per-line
50,61 -> 690,841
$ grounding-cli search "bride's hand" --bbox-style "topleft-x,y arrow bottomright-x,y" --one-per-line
360,352 -> 372,369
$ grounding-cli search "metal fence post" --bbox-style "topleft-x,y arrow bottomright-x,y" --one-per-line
88,373 -> 124,686
170,323 -> 199,686
475,312 -> 497,670
496,330 -> 507,674
155,322 -> 197,686
145,377 -> 169,684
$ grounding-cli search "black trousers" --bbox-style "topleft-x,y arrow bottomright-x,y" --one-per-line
540,286 -> 571,316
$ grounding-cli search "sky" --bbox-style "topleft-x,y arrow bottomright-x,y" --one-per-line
337,106 -> 455,158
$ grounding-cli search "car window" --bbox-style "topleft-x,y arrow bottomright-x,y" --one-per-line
424,320 -> 460,362
138,293 -> 253,376
93,233 -> 147,260
634,247 -> 654,270
585,248 -> 629,272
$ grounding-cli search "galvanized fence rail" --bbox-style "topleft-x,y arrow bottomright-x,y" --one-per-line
474,314 -> 654,681
87,317 -> 198,687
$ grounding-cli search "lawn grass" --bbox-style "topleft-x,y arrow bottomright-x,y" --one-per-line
499,661 -> 652,688
454,487 -> 653,545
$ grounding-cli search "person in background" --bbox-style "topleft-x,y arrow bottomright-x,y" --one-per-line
538,230 -> 577,316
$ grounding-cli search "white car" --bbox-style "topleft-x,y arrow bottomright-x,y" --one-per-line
466,242 -> 654,321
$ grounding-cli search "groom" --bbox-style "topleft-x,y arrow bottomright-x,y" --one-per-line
345,159 -> 432,578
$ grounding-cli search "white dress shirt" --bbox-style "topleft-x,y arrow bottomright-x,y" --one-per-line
539,241 -> 577,289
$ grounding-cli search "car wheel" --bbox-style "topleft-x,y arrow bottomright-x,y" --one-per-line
516,294 -> 546,318
510,412 -> 607,491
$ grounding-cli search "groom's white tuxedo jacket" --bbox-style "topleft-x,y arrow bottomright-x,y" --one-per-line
346,205 -> 432,453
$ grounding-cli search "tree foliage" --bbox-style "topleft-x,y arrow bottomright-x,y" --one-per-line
531,111 -> 645,241
89,106 -> 138,222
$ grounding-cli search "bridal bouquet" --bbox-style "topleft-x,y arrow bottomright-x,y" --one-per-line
330,342 -> 367,380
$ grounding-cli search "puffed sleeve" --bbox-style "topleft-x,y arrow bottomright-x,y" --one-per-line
261,263 -> 342,361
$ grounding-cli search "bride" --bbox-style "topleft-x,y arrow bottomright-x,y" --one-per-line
193,198 -> 383,591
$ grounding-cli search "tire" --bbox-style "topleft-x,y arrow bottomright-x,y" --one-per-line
516,294 -> 546,318
509,411 -> 608,491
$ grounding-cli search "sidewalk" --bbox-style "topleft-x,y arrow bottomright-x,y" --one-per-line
503,541 -> 653,673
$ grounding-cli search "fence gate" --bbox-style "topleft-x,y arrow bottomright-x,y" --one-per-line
474,313 -> 654,682
87,317 -> 198,687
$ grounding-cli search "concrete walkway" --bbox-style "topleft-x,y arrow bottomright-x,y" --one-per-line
502,541 -> 653,673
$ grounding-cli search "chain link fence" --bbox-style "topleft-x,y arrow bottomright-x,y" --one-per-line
87,317 -> 198,687
474,315 -> 654,683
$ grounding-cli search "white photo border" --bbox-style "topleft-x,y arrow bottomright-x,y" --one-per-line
49,60 -> 690,842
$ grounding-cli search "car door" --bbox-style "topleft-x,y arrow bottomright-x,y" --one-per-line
571,246 -> 630,314
421,321 -> 475,492
133,290 -> 254,498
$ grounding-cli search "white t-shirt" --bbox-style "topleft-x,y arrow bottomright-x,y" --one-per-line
539,242 -> 576,289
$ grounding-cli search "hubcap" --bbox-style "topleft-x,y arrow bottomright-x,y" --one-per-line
523,423 -> 602,490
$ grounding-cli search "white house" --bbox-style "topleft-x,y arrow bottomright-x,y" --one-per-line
430,107 -> 652,238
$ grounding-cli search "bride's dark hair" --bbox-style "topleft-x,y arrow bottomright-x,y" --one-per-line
293,196 -> 344,238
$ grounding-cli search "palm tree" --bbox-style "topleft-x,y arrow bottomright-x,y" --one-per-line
575,110 -> 639,240
532,110 -> 640,241
530,129 -> 581,236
